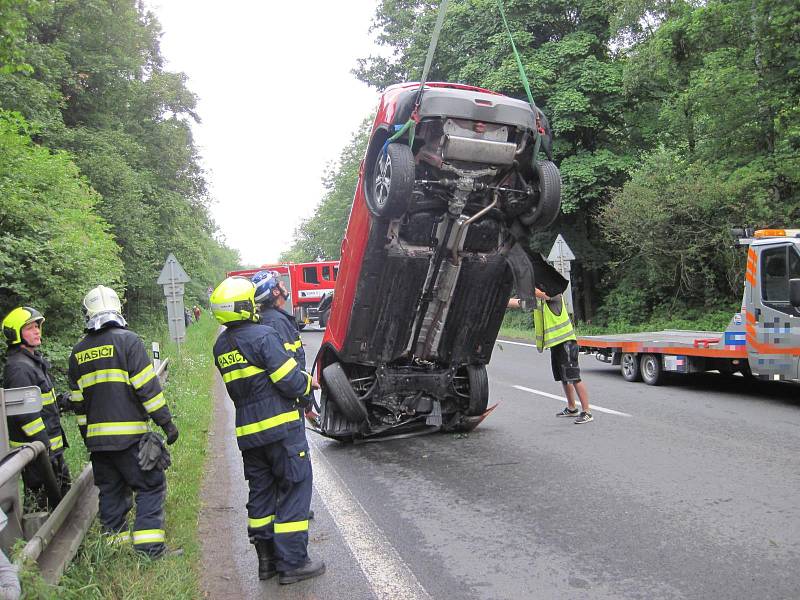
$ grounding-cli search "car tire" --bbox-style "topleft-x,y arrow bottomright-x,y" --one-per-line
640,353 -> 664,386
519,160 -> 561,228
366,143 -> 414,219
466,365 -> 489,416
322,363 -> 368,423
621,353 -> 642,382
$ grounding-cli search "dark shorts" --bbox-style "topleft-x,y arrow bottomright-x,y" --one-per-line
550,339 -> 581,383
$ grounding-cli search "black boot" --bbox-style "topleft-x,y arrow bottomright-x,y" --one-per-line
278,557 -> 326,585
255,540 -> 277,580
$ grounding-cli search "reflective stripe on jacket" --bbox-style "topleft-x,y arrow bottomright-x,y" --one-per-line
213,321 -> 312,451
3,346 -> 67,452
534,296 -> 576,351
67,326 -> 172,452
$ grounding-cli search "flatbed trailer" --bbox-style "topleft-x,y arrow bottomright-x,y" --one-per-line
578,229 -> 800,385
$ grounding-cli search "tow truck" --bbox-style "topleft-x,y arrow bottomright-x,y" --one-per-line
227,260 -> 339,328
578,229 -> 800,385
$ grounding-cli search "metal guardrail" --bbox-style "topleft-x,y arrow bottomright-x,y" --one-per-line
12,356 -> 171,584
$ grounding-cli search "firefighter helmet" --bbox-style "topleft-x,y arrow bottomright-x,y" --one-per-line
252,270 -> 283,304
210,277 -> 259,325
2,307 -> 45,346
83,285 -> 127,331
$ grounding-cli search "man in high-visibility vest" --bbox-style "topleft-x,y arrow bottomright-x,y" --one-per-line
2,306 -> 72,508
509,287 -> 593,424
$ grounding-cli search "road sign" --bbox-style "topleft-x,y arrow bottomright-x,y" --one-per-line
158,254 -> 191,345
547,234 -> 575,316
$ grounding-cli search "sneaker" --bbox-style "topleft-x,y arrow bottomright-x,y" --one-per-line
574,411 -> 593,424
556,407 -> 579,417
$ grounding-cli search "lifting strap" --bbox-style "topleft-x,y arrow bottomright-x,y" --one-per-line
497,0 -> 543,163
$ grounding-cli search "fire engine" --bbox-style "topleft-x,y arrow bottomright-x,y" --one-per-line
227,261 -> 339,328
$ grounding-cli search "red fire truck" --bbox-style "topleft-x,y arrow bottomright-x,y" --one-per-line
227,261 -> 339,328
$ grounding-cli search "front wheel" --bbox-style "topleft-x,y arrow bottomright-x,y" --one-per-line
466,365 -> 489,416
640,353 -> 664,386
621,353 -> 641,382
322,363 -> 368,423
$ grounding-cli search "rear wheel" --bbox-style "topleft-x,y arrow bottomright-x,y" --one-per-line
519,160 -> 561,228
621,353 -> 641,382
366,143 -> 415,219
322,363 -> 368,423
466,365 -> 489,416
640,353 -> 664,386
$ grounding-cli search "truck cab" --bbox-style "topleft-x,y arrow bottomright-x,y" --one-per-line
742,229 -> 800,381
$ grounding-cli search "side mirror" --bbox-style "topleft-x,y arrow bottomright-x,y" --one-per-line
790,278 -> 800,307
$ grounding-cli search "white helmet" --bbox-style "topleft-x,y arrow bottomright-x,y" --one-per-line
83,285 -> 127,331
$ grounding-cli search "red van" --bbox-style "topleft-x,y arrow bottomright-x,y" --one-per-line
312,82 -> 561,440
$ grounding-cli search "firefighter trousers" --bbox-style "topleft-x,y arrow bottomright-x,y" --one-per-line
242,423 -> 313,571
91,444 -> 166,556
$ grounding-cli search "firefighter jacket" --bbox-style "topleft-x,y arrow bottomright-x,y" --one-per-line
258,307 -> 306,369
3,346 -> 67,453
534,295 -> 577,351
213,321 -> 312,452
67,325 -> 172,452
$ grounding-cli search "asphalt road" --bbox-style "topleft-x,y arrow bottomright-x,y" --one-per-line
202,327 -> 800,600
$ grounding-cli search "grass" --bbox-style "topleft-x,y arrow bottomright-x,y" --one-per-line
18,316 -> 219,599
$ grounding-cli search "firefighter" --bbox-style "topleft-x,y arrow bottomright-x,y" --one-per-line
210,276 -> 325,584
2,306 -> 71,508
67,285 -> 179,556
252,271 -> 305,369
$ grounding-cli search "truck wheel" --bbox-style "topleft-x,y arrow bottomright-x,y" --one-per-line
466,365 -> 489,416
640,354 -> 665,386
621,353 -> 641,382
366,143 -> 414,219
322,363 -> 368,423
519,160 -> 561,228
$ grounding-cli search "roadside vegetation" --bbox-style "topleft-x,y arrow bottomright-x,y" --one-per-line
18,316 -> 218,599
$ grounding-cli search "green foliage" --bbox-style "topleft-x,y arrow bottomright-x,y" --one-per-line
0,109 -> 123,351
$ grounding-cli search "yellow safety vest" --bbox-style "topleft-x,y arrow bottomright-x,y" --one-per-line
534,296 -> 576,352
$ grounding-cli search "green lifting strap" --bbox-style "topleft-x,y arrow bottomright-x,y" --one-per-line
497,0 -> 542,163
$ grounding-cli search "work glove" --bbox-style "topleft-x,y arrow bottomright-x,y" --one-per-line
161,421 -> 179,445
56,391 -> 73,413
138,432 -> 172,471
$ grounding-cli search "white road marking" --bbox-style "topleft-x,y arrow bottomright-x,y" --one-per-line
496,339 -> 536,348
513,385 -> 632,417
309,436 -> 432,600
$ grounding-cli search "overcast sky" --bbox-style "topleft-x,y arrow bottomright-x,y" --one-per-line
147,1 -> 382,265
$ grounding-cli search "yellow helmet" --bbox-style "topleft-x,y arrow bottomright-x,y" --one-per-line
2,306 -> 45,346
210,277 -> 258,325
